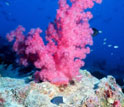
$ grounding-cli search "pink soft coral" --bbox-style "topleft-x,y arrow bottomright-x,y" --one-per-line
6,0 -> 101,85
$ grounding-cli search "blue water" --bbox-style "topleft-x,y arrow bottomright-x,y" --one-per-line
0,0 -> 123,82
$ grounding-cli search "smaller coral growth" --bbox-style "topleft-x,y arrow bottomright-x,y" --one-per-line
6,0 -> 101,85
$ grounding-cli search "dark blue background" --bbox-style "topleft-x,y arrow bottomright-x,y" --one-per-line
0,0 -> 124,79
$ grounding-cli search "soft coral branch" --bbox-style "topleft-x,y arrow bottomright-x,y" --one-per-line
6,0 -> 101,85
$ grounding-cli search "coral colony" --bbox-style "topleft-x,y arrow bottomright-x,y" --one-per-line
6,0 -> 102,85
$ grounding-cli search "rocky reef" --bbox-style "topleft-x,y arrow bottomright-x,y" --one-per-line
0,69 -> 124,107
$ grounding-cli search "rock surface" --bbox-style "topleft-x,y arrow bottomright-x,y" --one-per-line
0,69 -> 124,107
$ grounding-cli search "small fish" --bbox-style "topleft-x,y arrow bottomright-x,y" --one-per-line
5,2 -> 10,6
103,42 -> 106,45
92,28 -> 102,37
103,38 -> 107,41
0,0 -> 10,6
113,45 -> 119,49
108,44 -> 112,47
90,49 -> 94,52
